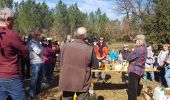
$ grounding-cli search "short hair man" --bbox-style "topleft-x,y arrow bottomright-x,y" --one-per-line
27,30 -> 44,98
59,27 -> 99,100
125,35 -> 147,100
0,7 -> 28,100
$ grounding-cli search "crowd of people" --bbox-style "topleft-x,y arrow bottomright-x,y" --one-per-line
0,7 -> 170,100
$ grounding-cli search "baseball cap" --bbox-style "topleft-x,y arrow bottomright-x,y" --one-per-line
0,7 -> 14,20
133,35 -> 145,41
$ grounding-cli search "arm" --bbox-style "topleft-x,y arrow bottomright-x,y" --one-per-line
165,55 -> 170,64
100,47 -> 108,60
125,47 -> 141,62
167,60 -> 170,64
91,50 -> 99,69
11,32 -> 29,59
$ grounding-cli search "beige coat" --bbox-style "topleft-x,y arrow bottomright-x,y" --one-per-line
59,39 -> 98,92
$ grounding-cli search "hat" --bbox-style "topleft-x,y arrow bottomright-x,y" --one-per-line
76,27 -> 87,35
133,35 -> 145,41
0,7 -> 14,20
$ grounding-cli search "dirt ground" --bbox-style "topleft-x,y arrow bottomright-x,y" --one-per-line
29,68 -> 162,100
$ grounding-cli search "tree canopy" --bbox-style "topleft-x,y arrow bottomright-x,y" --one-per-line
0,0 -> 169,44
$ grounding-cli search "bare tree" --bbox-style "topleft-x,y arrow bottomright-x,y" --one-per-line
115,0 -> 155,40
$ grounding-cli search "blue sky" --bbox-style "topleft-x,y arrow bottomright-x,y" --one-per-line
13,0 -> 124,20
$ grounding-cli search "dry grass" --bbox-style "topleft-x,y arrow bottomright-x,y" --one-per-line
108,42 -> 135,52
33,70 -> 162,100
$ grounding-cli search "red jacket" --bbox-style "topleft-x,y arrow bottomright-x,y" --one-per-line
0,27 -> 29,78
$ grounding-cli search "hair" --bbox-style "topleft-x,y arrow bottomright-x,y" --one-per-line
74,34 -> 87,39
74,27 -> 87,39
163,44 -> 169,47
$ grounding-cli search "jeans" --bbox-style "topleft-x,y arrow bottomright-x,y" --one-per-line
128,72 -> 141,100
0,76 -> 27,100
44,63 -> 53,83
144,64 -> 155,81
165,66 -> 170,87
29,63 -> 43,97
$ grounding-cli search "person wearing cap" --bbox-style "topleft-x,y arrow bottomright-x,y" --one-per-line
27,30 -> 44,98
59,27 -> 99,100
0,8 -> 28,100
125,34 -> 147,100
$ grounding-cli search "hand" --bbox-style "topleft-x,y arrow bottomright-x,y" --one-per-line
52,47 -> 56,50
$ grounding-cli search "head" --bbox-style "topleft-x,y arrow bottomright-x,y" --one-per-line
74,27 -> 87,39
52,38 -> 58,45
163,44 -> 169,51
24,35 -> 29,42
0,7 -> 14,29
112,49 -> 115,52
66,35 -> 72,42
99,37 -> 104,44
41,37 -> 47,45
147,45 -> 153,50
123,44 -> 129,51
31,30 -> 41,41
133,35 -> 146,46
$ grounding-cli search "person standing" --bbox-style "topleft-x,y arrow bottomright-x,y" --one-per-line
120,44 -> 130,60
165,49 -> 170,87
21,35 -> 30,79
51,39 -> 60,79
0,7 -> 28,100
94,37 -> 108,81
41,37 -> 53,84
27,30 -> 44,98
145,45 -> 155,81
157,44 -> 169,85
126,35 -> 147,100
59,27 -> 98,100
94,36 -> 108,62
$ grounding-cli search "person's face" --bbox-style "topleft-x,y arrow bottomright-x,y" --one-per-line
5,18 -> 14,29
148,46 -> 152,50
42,39 -> 47,44
135,40 -> 144,46
24,36 -> 28,42
33,34 -> 40,41
99,38 -> 104,43
124,46 -> 128,50
163,45 -> 169,51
